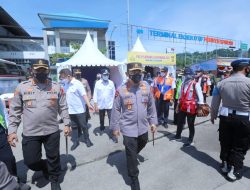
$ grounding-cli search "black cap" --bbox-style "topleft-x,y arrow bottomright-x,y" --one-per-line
184,67 -> 195,75
101,68 -> 110,75
32,59 -> 49,70
231,59 -> 250,68
127,62 -> 144,72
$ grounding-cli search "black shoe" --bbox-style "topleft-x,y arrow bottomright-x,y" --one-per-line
227,166 -> 242,182
220,161 -> 230,174
18,182 -> 31,190
85,138 -> 93,147
51,182 -> 61,190
164,123 -> 168,128
131,177 -> 140,190
71,141 -> 79,151
183,141 -> 194,147
170,136 -> 182,142
100,126 -> 105,131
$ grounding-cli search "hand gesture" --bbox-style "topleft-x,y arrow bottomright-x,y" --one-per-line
151,124 -> 157,133
64,126 -> 71,136
8,133 -> 18,147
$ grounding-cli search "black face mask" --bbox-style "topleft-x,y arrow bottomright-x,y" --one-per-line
76,74 -> 81,80
130,73 -> 142,84
35,73 -> 48,83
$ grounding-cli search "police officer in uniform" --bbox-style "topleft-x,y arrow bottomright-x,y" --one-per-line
111,62 -> 157,190
211,59 -> 250,181
8,59 -> 71,190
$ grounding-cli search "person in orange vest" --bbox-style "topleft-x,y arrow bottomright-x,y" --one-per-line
153,67 -> 176,128
195,69 -> 211,103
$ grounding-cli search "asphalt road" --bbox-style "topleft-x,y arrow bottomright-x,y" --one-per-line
11,97 -> 250,190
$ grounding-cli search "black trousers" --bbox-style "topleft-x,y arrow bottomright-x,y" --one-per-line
70,113 -> 89,142
22,131 -> 60,182
176,111 -> 196,141
157,94 -> 170,124
99,109 -> 111,128
173,99 -> 178,124
219,115 -> 250,172
123,132 -> 148,178
203,93 -> 207,103
0,130 -> 17,176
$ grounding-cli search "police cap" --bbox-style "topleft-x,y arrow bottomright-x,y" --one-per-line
231,59 -> 250,68
32,59 -> 49,70
127,62 -> 144,72
160,67 -> 168,72
74,69 -> 81,74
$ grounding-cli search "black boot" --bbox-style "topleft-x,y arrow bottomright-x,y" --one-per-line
85,138 -> 93,147
51,182 -> 61,190
131,177 -> 140,190
71,141 -> 79,151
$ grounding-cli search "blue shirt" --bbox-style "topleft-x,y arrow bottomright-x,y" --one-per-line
64,78 -> 86,114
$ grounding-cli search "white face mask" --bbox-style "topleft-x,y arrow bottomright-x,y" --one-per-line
160,72 -> 165,77
60,78 -> 69,86
102,75 -> 109,81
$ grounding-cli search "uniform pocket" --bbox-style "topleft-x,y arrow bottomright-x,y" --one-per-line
23,96 -> 37,108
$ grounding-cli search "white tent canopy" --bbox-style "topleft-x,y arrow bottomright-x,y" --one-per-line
56,32 -> 121,67
131,37 -> 146,52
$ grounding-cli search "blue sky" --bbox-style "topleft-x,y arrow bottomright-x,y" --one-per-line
1,0 -> 250,60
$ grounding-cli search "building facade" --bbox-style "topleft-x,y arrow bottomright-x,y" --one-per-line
0,7 -> 45,66
38,13 -> 110,59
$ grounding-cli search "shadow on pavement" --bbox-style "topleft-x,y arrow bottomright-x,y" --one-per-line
93,126 -> 113,138
106,150 -> 131,186
16,154 -> 76,188
180,146 -> 250,179
157,130 -> 189,143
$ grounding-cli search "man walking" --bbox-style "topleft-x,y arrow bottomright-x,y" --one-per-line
8,59 -> 71,190
211,59 -> 250,181
59,69 -> 94,150
153,67 -> 175,128
172,67 -> 204,147
111,62 -> 157,190
93,68 -> 115,131
74,69 -> 92,123
195,69 -> 211,103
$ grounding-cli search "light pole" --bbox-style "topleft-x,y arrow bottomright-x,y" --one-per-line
126,0 -> 131,51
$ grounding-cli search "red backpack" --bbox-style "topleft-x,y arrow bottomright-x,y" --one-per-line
179,80 -> 197,115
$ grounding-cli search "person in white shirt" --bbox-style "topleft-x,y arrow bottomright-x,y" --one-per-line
93,68 -> 115,131
59,69 -> 94,150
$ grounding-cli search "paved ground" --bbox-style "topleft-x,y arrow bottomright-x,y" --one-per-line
11,97 -> 250,190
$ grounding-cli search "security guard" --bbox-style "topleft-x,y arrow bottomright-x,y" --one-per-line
153,67 -> 175,128
211,59 -> 250,181
111,62 -> 157,190
8,59 -> 71,190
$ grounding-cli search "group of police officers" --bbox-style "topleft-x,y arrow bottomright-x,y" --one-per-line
0,58 -> 250,190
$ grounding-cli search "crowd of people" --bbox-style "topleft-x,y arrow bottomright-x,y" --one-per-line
0,58 -> 250,190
